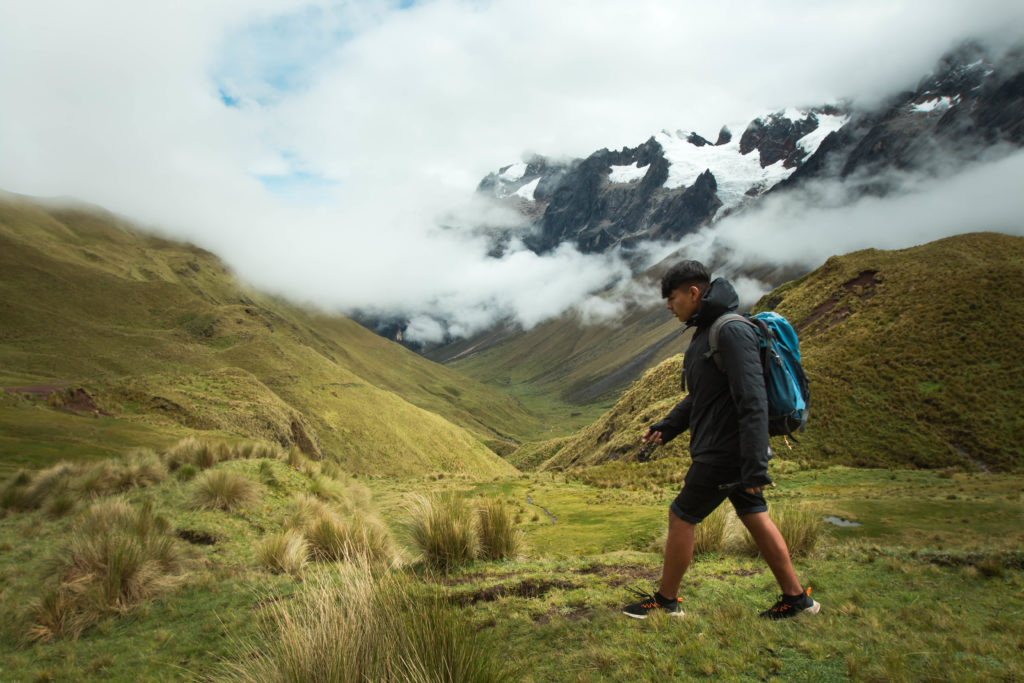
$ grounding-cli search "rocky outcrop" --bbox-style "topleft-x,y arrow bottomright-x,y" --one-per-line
477,42 -> 1024,263
481,110 -> 845,255
646,170 -> 721,242
740,111 -> 824,168
527,138 -> 672,253
779,42 -> 1024,193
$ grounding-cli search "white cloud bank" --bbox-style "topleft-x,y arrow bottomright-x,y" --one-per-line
715,148 -> 1024,267
0,0 -> 1022,340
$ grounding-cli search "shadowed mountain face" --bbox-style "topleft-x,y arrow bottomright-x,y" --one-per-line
0,195 -> 541,477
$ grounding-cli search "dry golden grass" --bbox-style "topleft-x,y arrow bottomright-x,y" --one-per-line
256,530 -> 309,577
1,450 -> 170,517
740,504 -> 824,558
694,504 -> 731,555
221,564 -> 513,682
404,493 -> 480,571
476,496 -> 524,561
190,469 -> 262,511
27,500 -> 183,642
303,509 -> 395,566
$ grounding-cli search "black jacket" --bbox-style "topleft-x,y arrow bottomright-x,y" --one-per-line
652,278 -> 772,487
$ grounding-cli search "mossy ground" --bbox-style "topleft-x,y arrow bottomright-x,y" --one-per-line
4,460 -> 1020,681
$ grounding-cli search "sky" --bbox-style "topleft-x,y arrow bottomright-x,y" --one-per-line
1,0 -> 1023,341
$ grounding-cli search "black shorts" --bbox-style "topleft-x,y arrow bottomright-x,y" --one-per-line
670,462 -> 768,523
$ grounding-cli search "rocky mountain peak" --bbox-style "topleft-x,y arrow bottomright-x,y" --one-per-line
477,105 -> 849,256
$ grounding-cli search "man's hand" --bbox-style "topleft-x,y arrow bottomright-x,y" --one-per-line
744,483 -> 776,495
642,428 -> 664,445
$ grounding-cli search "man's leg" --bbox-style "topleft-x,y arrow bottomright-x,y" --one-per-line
739,511 -> 802,596
658,509 -> 696,599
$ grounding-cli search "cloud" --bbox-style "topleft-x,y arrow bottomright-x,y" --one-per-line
0,0 -> 1022,340
709,148 -> 1024,269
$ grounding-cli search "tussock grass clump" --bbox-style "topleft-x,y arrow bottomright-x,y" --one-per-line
404,494 -> 480,571
694,504 -> 731,555
404,494 -> 527,569
282,494 -> 334,532
27,500 -> 183,642
0,469 -> 35,512
114,449 -> 168,490
303,509 -> 395,566
476,497 -> 523,561
190,469 -> 262,511
305,514 -> 354,562
162,438 -> 289,474
308,473 -> 370,515
405,494 -> 471,569
742,505 -> 825,558
284,494 -> 396,566
44,493 -> 77,519
162,437 -> 214,471
1,452 -> 170,517
308,475 -> 348,504
256,530 -> 309,577
286,447 -> 308,470
222,565 -> 513,682
175,464 -> 199,482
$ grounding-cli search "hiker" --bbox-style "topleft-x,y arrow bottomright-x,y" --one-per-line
622,260 -> 820,620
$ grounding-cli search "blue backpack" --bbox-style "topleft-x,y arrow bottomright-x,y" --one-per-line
706,311 -> 809,437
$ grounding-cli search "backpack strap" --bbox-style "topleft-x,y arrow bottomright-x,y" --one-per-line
704,313 -> 756,371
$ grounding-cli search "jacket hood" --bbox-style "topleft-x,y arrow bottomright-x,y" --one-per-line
688,277 -> 739,328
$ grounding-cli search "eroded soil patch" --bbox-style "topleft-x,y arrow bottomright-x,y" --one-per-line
456,578 -> 578,606
799,270 -> 881,333
176,529 -> 217,545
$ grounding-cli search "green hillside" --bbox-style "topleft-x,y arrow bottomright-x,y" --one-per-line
538,233 -> 1024,472
0,194 -> 541,477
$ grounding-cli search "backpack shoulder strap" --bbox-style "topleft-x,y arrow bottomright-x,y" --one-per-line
704,313 -> 756,371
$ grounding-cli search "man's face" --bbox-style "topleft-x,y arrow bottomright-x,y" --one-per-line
666,285 -> 701,323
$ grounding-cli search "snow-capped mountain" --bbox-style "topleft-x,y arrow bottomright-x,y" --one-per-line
476,106 -> 848,254
357,41 -> 1022,354
477,41 -> 1022,258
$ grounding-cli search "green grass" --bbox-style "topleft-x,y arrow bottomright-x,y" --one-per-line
1,457 -> 1023,681
468,233 -> 1024,474
2,191 -> 1023,680
221,564 -> 514,682
0,196 -> 543,479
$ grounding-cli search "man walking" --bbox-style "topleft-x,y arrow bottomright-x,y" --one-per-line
623,260 -> 819,620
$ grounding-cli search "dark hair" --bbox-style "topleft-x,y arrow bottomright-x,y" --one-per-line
660,260 -> 711,298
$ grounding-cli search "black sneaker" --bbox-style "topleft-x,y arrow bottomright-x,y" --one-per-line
759,587 -> 820,620
622,588 -> 684,619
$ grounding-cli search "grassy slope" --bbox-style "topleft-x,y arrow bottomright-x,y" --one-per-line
0,195 -> 536,477
540,233 -> 1024,472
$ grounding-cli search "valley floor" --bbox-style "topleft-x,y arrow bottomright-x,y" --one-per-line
2,465 -> 1022,681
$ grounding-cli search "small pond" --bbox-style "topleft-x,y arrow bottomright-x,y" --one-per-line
823,515 -> 862,528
